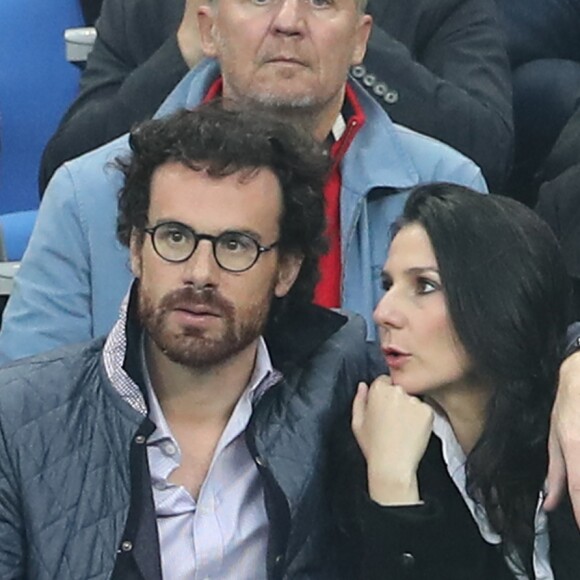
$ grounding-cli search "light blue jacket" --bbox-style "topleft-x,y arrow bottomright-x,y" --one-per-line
0,59 -> 486,362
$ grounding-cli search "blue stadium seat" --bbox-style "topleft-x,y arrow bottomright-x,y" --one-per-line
0,0 -> 83,259
0,210 -> 38,261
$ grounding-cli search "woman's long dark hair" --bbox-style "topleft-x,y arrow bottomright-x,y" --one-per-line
399,183 -> 571,577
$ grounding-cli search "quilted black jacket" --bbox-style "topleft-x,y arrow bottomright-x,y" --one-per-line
0,301 -> 370,579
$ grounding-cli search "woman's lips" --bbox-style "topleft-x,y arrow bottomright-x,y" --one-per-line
382,346 -> 411,370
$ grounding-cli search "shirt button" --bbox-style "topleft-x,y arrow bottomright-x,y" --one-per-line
134,435 -> 146,444
163,442 -> 177,456
154,481 -> 168,491
121,540 -> 133,552
400,552 -> 415,568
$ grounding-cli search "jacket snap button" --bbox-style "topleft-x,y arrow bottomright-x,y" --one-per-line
134,435 -> 146,444
275,554 -> 283,564
384,89 -> 399,104
121,540 -> 133,552
373,82 -> 387,96
363,73 -> 376,87
255,456 -> 265,467
400,552 -> 415,568
351,64 -> 366,78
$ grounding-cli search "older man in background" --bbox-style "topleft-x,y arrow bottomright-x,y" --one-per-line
39,0 -> 511,191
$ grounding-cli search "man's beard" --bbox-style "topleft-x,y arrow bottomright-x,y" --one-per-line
138,285 -> 272,369
215,38 -> 328,129
225,88 -> 323,136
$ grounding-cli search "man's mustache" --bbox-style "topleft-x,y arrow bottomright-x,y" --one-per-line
159,286 -> 234,318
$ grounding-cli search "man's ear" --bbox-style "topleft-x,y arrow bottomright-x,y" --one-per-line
274,253 -> 304,298
197,4 -> 219,58
129,230 -> 143,279
351,14 -> 372,65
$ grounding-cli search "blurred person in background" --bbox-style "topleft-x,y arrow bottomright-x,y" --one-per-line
39,0 -> 512,192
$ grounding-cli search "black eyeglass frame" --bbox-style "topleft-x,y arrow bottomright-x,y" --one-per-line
143,221 -> 279,273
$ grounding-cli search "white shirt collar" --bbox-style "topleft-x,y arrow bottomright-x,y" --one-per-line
142,336 -> 276,446
432,411 -> 553,579
331,112 -> 347,141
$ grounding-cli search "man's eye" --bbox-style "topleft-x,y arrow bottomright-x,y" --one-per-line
220,234 -> 254,253
310,0 -> 331,7
225,239 -> 241,251
158,226 -> 189,245
168,231 -> 185,243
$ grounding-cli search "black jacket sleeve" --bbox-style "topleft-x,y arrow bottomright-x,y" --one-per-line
356,437 -> 515,580
360,0 -> 513,191
535,165 -> 580,321
540,105 -> 580,184
39,0 -> 187,193
79,0 -> 103,25
358,495 -> 449,580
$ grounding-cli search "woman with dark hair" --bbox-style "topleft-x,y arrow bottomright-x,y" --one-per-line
351,183 -> 579,579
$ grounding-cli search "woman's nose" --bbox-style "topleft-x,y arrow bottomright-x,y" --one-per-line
373,288 -> 405,329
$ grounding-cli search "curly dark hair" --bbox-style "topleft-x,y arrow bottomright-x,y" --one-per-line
115,102 -> 330,311
399,183 -> 572,577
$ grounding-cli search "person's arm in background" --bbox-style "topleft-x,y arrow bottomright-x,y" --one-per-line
0,166 -> 93,364
535,164 -> 580,523
545,326 -> 580,528
361,0 -> 513,192
79,0 -> 103,25
39,0 -> 203,193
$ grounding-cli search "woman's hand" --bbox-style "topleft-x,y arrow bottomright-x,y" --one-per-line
351,375 -> 434,505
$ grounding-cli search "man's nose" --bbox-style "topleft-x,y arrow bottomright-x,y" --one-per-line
271,0 -> 307,35
181,239 -> 220,288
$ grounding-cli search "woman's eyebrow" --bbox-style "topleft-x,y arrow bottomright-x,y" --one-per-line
406,266 -> 439,275
380,266 -> 440,281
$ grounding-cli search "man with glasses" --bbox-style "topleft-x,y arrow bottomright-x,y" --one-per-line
0,105 -> 370,578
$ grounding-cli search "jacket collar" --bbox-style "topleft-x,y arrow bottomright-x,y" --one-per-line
264,299 -> 348,372
341,80 -> 422,190
154,58 -> 220,120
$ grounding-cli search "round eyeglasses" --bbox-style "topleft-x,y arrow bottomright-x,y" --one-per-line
143,221 -> 279,273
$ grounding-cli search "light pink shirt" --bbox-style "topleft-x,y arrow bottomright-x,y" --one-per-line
143,338 -> 280,580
